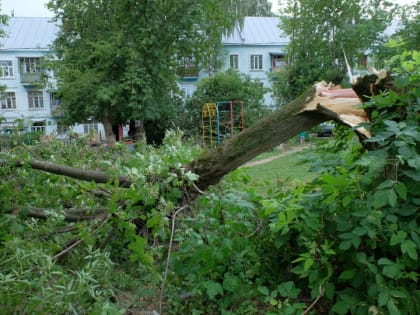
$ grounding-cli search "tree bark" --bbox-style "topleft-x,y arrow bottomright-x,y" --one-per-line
102,112 -> 116,143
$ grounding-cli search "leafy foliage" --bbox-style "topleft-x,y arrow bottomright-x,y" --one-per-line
165,52 -> 420,314
0,53 -> 419,314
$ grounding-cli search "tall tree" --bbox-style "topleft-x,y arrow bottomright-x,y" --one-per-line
273,0 -> 395,104
382,1 -> 420,57
47,0 -> 271,143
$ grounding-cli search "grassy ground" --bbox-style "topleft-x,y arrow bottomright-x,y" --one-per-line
242,144 -> 314,193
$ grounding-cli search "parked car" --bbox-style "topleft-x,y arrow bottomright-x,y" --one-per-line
317,123 -> 333,137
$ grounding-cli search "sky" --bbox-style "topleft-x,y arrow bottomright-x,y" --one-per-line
0,0 -> 417,17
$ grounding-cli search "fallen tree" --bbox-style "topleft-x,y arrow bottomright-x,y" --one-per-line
7,78 -> 378,192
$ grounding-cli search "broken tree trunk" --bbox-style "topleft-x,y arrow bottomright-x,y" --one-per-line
187,82 -> 366,190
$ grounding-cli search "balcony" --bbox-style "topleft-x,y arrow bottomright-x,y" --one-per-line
18,57 -> 43,85
20,72 -> 43,85
271,66 -> 286,73
177,66 -> 200,79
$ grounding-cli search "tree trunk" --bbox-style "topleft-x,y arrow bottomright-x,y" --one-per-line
102,116 -> 116,143
187,83 -> 362,190
128,119 -> 145,141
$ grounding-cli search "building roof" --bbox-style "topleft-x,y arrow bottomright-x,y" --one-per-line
0,17 -> 59,51
222,16 -> 289,46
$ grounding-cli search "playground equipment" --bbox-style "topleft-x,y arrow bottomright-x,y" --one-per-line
201,101 -> 245,146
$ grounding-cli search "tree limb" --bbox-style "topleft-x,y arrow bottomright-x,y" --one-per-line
17,160 -> 132,188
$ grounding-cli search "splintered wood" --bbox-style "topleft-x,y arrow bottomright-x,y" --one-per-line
300,81 -> 370,138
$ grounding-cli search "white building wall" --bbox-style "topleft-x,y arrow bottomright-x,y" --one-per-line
220,44 -> 287,107
0,50 -> 56,134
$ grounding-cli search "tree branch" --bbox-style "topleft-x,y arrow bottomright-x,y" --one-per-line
18,160 -> 131,188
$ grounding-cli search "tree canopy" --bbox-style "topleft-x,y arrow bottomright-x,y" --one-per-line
272,0 -> 395,104
46,0 -> 274,142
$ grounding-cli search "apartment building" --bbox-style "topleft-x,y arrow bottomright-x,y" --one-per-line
0,16 -> 288,136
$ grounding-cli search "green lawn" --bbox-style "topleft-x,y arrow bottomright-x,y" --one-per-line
242,147 -> 314,193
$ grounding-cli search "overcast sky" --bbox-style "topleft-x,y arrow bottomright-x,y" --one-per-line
1,0 -> 417,17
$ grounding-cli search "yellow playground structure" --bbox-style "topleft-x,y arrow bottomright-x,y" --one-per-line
201,101 -> 245,146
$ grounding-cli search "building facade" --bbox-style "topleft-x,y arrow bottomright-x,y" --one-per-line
0,17 -> 105,137
1,16 -> 288,136
179,17 -> 289,108
0,17 -> 59,134
219,17 -> 289,107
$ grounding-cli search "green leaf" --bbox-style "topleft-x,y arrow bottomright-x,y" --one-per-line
222,273 -> 241,292
394,182 -> 407,200
338,232 -> 354,240
339,240 -> 352,251
331,300 -> 349,315
303,257 -> 314,271
390,289 -> 408,298
257,286 -> 269,296
338,269 -> 356,280
378,257 -> 394,265
401,240 -> 418,260
388,189 -> 397,207
128,236 -> 153,265
277,281 -> 300,298
377,179 -> 394,190
374,189 -> 389,208
390,231 -> 407,246
382,265 -> 402,280
202,280 -> 223,299
352,227 -> 367,236
378,289 -> 390,306
324,282 -> 335,300
387,298 -> 401,315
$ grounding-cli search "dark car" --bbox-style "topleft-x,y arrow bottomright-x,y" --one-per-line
317,123 -> 333,137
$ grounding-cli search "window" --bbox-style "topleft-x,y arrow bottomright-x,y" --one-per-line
83,123 -> 99,134
250,54 -> 263,70
50,92 -> 60,106
19,57 -> 41,73
31,121 -> 46,133
229,54 -> 239,70
181,86 -> 194,99
28,91 -> 44,109
0,92 -> 16,109
271,55 -> 287,71
0,60 -> 14,78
